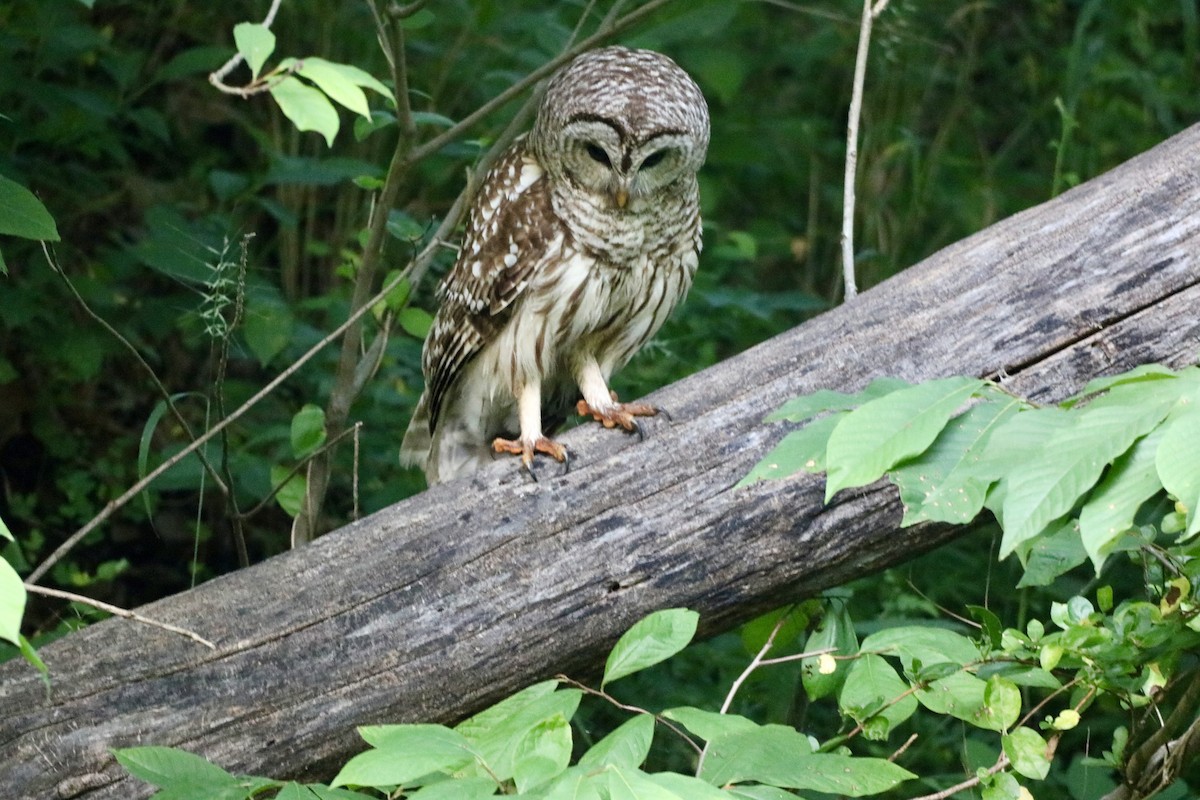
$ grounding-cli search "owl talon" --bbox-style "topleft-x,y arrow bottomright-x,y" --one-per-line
576,397 -> 660,436
492,435 -> 569,480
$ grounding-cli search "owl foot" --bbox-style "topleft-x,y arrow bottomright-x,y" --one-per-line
576,395 -> 660,441
492,435 -> 569,482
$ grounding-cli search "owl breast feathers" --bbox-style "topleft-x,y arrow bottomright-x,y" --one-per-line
400,46 -> 709,484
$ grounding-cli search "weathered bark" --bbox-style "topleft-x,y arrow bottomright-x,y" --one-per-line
2,123 -> 1199,800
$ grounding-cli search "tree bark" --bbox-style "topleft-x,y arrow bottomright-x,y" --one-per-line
2,123 -> 1199,800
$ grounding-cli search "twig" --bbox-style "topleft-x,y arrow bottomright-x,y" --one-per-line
208,0 -> 287,92
25,266 -> 413,584
840,0 -> 890,300
24,584 -> 215,649
42,245 -> 229,499
695,611 -> 792,776
555,674 -> 703,758
840,0 -> 878,301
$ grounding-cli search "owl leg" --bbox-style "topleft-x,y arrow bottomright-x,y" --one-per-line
574,358 -> 659,439
491,380 -> 568,479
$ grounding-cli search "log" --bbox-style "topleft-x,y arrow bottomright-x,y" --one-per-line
2,123 -> 1199,800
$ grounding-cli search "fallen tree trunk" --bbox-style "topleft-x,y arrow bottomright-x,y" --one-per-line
3,123 -> 1199,799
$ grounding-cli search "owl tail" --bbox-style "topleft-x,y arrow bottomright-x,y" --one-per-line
400,393 -> 494,485
399,394 -> 433,471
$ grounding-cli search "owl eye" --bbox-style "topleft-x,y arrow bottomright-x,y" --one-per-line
584,143 -> 612,167
640,150 -> 668,169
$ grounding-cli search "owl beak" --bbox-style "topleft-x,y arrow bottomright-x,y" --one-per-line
613,188 -> 630,209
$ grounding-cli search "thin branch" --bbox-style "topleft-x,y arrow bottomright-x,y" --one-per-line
695,611 -> 792,777
208,0 -> 287,91
42,245 -> 230,499
24,584 -> 215,649
840,0 -> 877,301
26,266 -> 413,584
556,675 -> 703,758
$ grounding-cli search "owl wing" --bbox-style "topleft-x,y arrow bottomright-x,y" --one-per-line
422,141 -> 557,431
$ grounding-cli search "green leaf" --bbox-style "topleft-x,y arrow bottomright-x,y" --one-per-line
1079,427 -> 1167,571
407,777 -> 497,799
233,22 -> 275,79
983,675 -> 1021,731
1000,398 -> 1176,557
701,727 -> 914,795
1003,727 -> 1051,780
914,671 -> 992,729
765,377 -> 911,423
244,288 -> 296,367
113,746 -> 240,789
605,765 -> 686,799
398,307 -> 434,340
698,725 -> 812,786
860,626 -> 981,671
0,173 -> 60,240
18,634 -> 50,686
981,772 -> 1023,800
891,398 -> 1023,525
1065,364 -> 1178,407
0,512 -> 13,541
838,653 -> 918,739
1016,519 -> 1088,588
1156,407 -> 1200,539
271,465 -> 306,517
278,784 -> 376,800
579,713 -> 655,769
825,376 -> 984,500
540,767 -> 603,800
644,771 -> 732,799
0,556 -> 27,647
513,714 -> 572,793
727,786 -> 799,800
738,413 -> 841,487
455,682 -> 581,783
661,707 -> 759,743
333,724 -> 475,788
312,57 -> 387,96
801,602 -> 857,701
270,75 -> 340,147
285,58 -> 376,118
968,605 -> 1003,649
603,608 -> 698,686
291,404 -> 327,459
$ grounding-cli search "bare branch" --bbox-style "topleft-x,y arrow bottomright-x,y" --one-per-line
24,584 -> 215,649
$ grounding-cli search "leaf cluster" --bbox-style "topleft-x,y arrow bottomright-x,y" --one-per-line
116,609 -> 915,799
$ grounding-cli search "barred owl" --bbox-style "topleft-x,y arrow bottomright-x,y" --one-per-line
400,46 -> 709,484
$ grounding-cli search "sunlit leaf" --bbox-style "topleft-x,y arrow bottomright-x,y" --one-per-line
892,398 -> 1022,525
603,608 -> 698,686
1156,407 -> 1200,539
0,557 -> 26,647
825,376 -> 984,500
270,75 -> 340,146
233,22 -> 275,79
579,714 -> 655,770
1000,398 -> 1176,557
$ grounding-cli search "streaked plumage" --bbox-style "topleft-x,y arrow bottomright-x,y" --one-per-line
400,46 -> 709,484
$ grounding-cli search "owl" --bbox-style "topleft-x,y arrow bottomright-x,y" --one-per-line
400,46 -> 709,484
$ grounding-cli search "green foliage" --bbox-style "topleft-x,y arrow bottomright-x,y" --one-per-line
743,363 -> 1200,796
117,608 -> 917,799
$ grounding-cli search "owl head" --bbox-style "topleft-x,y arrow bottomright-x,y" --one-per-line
529,46 -> 709,211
